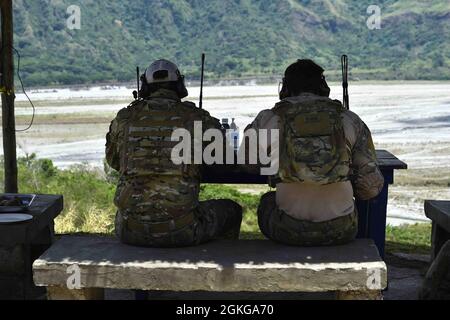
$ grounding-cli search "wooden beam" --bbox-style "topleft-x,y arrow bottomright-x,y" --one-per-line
0,0 -> 18,193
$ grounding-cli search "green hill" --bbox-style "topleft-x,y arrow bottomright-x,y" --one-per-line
11,0 -> 450,86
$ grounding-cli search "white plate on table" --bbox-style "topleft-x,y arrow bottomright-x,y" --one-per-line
0,214 -> 33,224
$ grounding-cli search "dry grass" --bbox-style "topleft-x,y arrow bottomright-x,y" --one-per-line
55,205 -> 115,235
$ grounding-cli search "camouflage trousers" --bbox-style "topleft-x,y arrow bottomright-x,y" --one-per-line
257,192 -> 358,246
115,199 -> 242,247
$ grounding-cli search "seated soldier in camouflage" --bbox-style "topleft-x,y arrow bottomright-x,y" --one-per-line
106,59 -> 242,247
243,59 -> 384,246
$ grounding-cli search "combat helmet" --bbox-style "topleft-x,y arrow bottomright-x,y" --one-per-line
140,59 -> 188,99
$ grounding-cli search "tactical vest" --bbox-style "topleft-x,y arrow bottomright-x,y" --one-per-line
117,97 -> 202,221
272,95 -> 351,185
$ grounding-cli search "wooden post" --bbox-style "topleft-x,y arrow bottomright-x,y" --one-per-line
0,0 -> 18,193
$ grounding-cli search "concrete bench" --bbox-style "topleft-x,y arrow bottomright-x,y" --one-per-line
421,201 -> 450,299
425,200 -> 450,260
33,235 -> 387,300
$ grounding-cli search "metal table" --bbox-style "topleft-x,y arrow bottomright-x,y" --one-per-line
202,150 -> 407,258
0,194 -> 63,299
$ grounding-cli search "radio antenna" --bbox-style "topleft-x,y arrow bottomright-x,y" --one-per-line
136,66 -> 140,98
133,66 -> 140,100
341,55 -> 349,110
199,53 -> 205,109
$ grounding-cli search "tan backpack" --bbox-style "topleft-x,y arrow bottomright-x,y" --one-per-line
272,95 -> 351,185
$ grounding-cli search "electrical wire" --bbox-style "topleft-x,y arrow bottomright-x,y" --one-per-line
11,45 -> 35,132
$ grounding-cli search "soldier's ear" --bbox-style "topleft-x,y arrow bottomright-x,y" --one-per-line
319,75 -> 330,97
138,73 -> 150,99
176,75 -> 188,99
279,77 -> 290,100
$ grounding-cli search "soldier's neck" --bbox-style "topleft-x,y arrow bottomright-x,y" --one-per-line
148,89 -> 181,101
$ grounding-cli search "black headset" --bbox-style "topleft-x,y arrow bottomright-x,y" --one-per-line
279,74 -> 330,100
279,77 -> 289,100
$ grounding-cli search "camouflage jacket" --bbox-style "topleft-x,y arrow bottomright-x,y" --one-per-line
105,89 -> 221,222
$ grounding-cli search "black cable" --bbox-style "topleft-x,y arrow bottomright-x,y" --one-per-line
11,45 -> 35,132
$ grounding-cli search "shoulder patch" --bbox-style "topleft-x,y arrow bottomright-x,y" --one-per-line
332,99 -> 344,109
119,100 -> 147,118
182,101 -> 197,109
273,100 -> 291,112
127,99 -> 142,109
117,107 -> 130,119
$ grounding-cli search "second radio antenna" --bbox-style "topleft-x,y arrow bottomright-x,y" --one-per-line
199,53 -> 205,109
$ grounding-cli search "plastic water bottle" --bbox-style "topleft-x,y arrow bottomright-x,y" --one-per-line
221,118 -> 230,130
230,118 -> 239,151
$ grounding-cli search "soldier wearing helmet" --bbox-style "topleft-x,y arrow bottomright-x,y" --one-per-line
242,59 -> 384,246
106,59 -> 242,247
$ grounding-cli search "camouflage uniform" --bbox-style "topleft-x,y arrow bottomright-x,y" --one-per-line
106,89 -> 242,247
245,93 -> 384,246
258,192 -> 358,246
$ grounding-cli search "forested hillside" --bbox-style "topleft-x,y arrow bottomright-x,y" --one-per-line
11,0 -> 450,86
